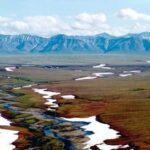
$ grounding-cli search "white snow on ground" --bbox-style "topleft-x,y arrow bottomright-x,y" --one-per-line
119,74 -> 132,77
0,129 -> 19,150
23,84 -> 36,88
13,84 -> 37,90
61,95 -> 75,99
93,72 -> 114,77
62,116 -> 122,150
75,76 -> 97,81
123,70 -> 141,74
5,67 -> 16,72
120,70 -> 142,78
33,88 -> 60,111
45,99 -> 57,105
119,144 -> 131,149
93,64 -> 113,70
93,64 -> 106,68
0,114 -> 11,126
0,114 -> 19,150
75,72 -> 114,81
96,143 -> 131,150
13,87 -> 21,90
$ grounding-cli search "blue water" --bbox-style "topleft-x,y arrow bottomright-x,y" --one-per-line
43,113 -> 77,150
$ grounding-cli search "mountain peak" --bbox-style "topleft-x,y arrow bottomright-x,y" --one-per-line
95,33 -> 114,39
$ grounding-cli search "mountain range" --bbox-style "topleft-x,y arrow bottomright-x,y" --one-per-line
0,32 -> 150,54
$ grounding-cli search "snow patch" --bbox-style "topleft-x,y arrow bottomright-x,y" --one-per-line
119,74 -> 132,77
61,95 -> 75,99
93,64 -> 113,70
0,114 -> 19,150
0,129 -> 19,150
123,70 -> 141,74
75,76 -> 97,81
5,67 -> 16,72
93,72 -> 114,77
14,84 -> 36,90
33,88 -> 60,111
13,87 -> 21,90
62,116 -> 121,150
0,114 -> 11,126
23,84 -> 37,88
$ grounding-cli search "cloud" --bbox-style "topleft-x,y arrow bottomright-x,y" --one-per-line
117,8 -> 150,21
24,16 -> 70,36
0,16 -> 11,22
0,13 -> 108,36
0,16 -> 29,34
0,12 -> 150,37
0,16 -> 70,36
76,12 -> 107,24
69,12 -> 108,35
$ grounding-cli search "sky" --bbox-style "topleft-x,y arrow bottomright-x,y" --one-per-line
0,0 -> 150,37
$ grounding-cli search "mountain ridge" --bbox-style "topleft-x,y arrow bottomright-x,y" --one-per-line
0,32 -> 150,54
